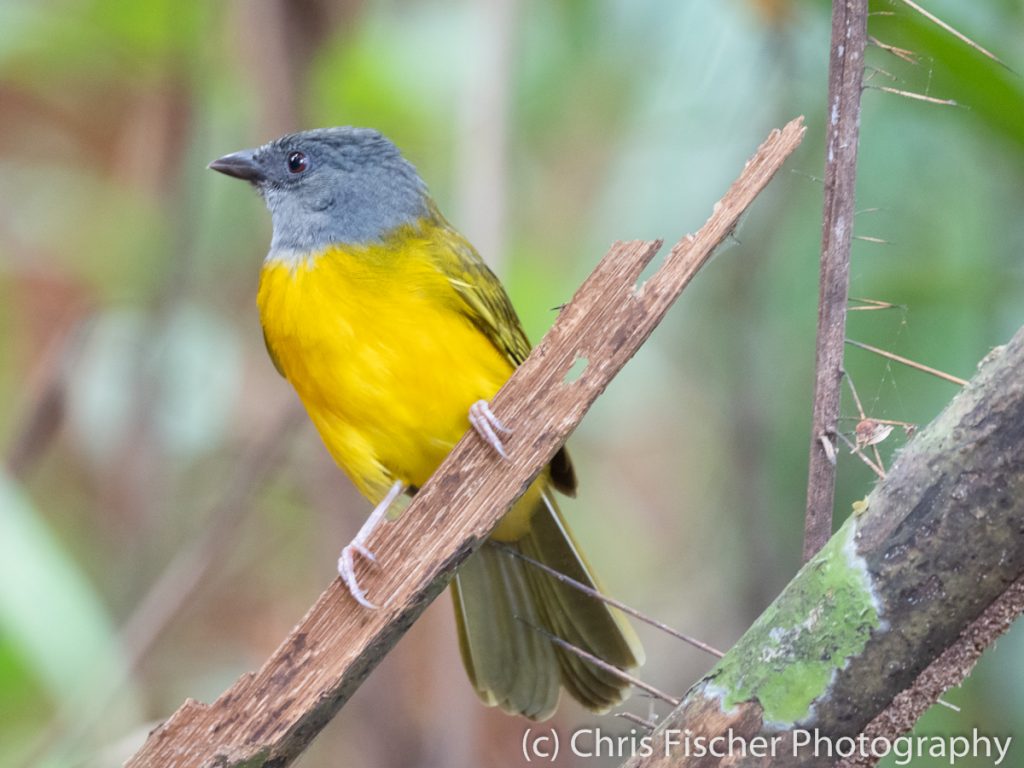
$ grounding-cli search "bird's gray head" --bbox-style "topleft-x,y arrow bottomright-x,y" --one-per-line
209,127 -> 431,253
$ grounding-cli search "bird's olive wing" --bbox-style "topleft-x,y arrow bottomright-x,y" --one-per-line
435,229 -> 532,368
432,225 -> 577,496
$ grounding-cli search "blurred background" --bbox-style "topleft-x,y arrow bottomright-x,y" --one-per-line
2,0 -> 1023,766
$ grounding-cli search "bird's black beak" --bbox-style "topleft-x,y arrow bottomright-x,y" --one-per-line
208,150 -> 265,183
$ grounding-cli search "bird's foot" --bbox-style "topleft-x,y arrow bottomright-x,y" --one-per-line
469,399 -> 512,459
337,480 -> 405,609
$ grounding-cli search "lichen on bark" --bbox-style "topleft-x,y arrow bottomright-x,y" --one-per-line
712,515 -> 882,726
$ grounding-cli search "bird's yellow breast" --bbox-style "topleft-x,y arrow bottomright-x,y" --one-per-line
257,222 -> 515,502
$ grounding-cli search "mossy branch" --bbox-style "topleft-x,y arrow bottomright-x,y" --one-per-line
124,119 -> 807,768
625,326 -> 1024,767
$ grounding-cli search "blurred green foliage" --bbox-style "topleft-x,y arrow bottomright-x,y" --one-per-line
1,1 -> 1022,766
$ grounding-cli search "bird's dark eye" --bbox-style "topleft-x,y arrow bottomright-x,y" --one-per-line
287,151 -> 308,174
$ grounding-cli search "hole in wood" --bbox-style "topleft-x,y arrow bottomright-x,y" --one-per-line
564,356 -> 589,383
634,253 -> 663,291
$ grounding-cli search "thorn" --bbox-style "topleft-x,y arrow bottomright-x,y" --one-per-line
897,0 -> 1012,72
869,35 -> 919,65
936,697 -> 961,713
846,339 -> 969,386
848,297 -> 903,311
869,84 -> 960,107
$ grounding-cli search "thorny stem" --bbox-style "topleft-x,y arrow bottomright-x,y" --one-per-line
803,0 -> 868,562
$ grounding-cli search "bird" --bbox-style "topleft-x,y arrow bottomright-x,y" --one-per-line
209,127 -> 643,719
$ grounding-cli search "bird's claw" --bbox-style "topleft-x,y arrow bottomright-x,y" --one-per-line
338,542 -> 379,609
469,399 -> 511,460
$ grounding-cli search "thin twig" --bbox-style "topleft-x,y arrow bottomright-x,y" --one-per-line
803,0 -> 868,562
518,618 -> 682,707
497,544 -> 724,658
846,338 -> 968,386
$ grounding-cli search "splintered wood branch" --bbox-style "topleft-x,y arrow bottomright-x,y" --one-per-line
125,117 -> 806,768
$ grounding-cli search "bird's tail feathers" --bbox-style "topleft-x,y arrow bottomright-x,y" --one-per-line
451,488 -> 643,719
